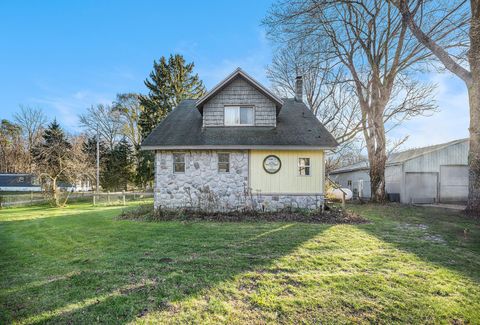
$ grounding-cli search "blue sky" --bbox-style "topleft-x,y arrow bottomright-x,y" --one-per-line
0,0 -> 469,149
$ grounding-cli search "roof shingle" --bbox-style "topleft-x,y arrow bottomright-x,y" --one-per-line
141,98 -> 338,149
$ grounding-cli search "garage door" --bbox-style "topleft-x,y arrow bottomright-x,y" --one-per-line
405,172 -> 438,204
440,165 -> 468,203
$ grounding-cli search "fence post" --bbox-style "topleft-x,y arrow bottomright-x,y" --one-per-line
122,190 -> 126,206
107,191 -> 111,205
93,194 -> 96,206
342,192 -> 346,209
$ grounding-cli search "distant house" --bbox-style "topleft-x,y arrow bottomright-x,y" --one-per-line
0,174 -> 42,192
57,179 -> 93,192
329,139 -> 469,204
141,68 -> 338,211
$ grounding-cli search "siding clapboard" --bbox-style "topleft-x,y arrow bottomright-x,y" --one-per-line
249,150 -> 324,194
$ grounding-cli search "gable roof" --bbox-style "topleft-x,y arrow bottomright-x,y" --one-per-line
330,138 -> 469,174
141,98 -> 338,150
195,68 -> 284,115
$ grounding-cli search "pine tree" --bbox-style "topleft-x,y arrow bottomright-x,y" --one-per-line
102,138 -> 134,191
137,54 -> 206,189
31,120 -> 72,206
139,54 -> 206,138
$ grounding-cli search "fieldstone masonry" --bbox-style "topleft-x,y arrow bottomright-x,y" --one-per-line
202,77 -> 277,127
155,150 -> 249,211
154,150 -> 324,211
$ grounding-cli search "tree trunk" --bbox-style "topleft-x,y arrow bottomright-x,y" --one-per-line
52,178 -> 59,207
466,1 -> 480,216
367,130 -> 388,202
363,96 -> 388,203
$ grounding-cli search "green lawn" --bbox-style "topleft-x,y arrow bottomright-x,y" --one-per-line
0,202 -> 479,324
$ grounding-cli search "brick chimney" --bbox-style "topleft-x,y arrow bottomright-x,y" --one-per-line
295,76 -> 303,102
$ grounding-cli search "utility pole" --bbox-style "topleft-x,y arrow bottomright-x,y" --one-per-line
96,123 -> 100,194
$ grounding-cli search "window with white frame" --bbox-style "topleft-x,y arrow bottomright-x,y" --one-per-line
218,153 -> 230,172
224,106 -> 254,125
298,158 -> 311,176
173,153 -> 185,173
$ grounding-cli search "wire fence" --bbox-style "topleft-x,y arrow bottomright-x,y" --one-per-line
0,191 -> 153,208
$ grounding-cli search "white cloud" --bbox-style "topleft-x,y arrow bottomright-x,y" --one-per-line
30,90 -> 113,131
390,72 -> 469,149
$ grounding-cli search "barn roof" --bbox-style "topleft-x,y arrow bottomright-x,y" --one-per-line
330,138 -> 469,174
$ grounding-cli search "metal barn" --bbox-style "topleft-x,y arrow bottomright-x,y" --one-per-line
329,139 -> 469,204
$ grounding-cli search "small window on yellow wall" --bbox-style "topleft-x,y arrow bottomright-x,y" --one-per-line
298,158 -> 311,176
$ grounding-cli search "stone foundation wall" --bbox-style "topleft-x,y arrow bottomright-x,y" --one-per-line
252,194 -> 324,211
154,150 -> 324,211
154,150 -> 249,210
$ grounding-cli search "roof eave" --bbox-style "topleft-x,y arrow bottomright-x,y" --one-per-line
141,145 -> 335,151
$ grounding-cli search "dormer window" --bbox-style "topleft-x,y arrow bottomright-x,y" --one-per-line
224,106 -> 254,126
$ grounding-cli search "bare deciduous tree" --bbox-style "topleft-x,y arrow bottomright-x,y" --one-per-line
0,120 -> 29,173
264,0 -> 444,201
267,44 -> 363,145
112,93 -> 143,149
13,105 -> 47,172
392,0 -> 478,214
79,104 -> 122,150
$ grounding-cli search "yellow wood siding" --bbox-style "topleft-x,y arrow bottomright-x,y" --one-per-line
249,150 -> 324,194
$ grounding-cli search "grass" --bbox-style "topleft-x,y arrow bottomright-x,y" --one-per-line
0,202 -> 479,324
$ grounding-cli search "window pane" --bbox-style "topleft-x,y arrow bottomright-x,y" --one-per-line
299,158 -> 310,167
218,153 -> 229,163
173,154 -> 185,163
240,107 -> 253,125
224,107 -> 238,125
174,163 -> 185,173
218,163 -> 229,172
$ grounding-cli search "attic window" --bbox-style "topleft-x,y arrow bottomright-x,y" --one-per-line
224,106 -> 254,126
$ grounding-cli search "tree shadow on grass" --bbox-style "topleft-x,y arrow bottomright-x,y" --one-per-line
353,204 -> 480,284
0,208 -> 329,324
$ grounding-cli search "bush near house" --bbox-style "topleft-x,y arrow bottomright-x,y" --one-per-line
0,202 -> 479,324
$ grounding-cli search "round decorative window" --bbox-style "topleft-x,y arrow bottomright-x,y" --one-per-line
263,155 -> 282,174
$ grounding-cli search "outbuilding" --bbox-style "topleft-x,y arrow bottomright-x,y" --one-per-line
329,139 -> 469,204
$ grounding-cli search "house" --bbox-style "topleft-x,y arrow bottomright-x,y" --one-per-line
0,173 -> 42,192
141,68 -> 338,211
329,138 -> 469,204
57,179 -> 93,192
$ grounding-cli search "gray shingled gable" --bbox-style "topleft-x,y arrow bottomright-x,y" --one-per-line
141,98 -> 338,149
196,68 -> 284,115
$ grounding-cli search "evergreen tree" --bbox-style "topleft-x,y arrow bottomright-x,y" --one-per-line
31,120 -> 72,206
102,138 -> 134,191
137,54 -> 205,188
139,54 -> 206,138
